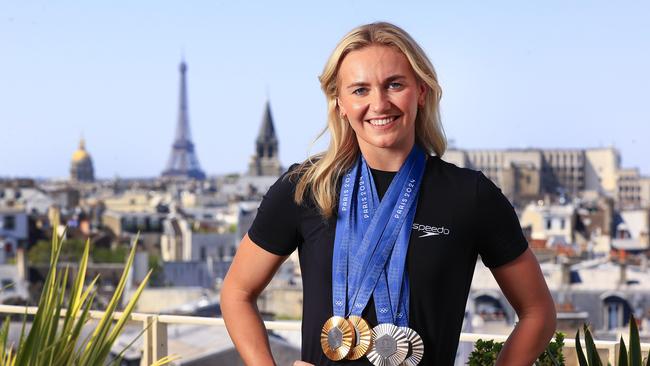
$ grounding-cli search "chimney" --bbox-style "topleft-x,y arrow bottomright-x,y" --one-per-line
559,255 -> 571,286
16,246 -> 29,282
619,250 -> 628,286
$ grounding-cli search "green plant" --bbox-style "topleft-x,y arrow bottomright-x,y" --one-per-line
28,238 -> 86,264
468,339 -> 504,366
0,227 -> 178,365
537,332 -> 565,366
468,332 -> 565,366
575,314 -> 649,366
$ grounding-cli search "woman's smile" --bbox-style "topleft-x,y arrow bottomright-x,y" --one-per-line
366,115 -> 400,127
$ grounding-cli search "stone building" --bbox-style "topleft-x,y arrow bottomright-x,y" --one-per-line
70,138 -> 95,182
444,147 -> 647,208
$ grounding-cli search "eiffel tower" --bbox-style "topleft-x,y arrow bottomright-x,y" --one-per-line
161,60 -> 206,180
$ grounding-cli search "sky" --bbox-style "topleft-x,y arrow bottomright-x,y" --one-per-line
1,1 -> 649,179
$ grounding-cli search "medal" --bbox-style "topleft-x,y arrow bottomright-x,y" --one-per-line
399,327 -> 424,366
367,323 -> 409,366
324,146 -> 426,362
320,316 -> 355,361
346,315 -> 373,360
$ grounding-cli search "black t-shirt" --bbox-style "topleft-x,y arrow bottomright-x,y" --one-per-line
248,156 -> 528,366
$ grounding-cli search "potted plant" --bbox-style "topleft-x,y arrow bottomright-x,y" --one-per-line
0,227 -> 176,365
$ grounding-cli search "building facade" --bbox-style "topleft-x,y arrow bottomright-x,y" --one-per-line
444,147 -> 646,209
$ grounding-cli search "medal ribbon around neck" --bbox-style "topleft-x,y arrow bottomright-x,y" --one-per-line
355,158 -> 415,327
331,145 -> 424,319
345,146 -> 425,320
326,145 -> 425,362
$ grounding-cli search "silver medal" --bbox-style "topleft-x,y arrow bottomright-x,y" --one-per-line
398,327 -> 424,366
367,323 -> 409,366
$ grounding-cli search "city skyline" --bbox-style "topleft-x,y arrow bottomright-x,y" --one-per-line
2,1 -> 649,178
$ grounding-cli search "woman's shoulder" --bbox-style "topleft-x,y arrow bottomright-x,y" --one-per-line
268,160 -> 318,201
427,155 -> 483,183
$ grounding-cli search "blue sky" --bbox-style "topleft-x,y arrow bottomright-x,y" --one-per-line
1,1 -> 649,178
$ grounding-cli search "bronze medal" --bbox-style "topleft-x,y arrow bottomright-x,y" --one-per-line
398,327 -> 424,366
320,316 -> 355,361
345,315 -> 372,360
367,323 -> 409,366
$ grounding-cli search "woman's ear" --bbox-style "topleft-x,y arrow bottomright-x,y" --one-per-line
418,83 -> 427,107
336,97 -> 347,118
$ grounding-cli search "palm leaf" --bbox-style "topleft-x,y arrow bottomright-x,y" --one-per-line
630,314 -> 642,366
576,329 -> 589,366
619,336 -> 628,366
2,227 -> 173,366
584,324 -> 603,366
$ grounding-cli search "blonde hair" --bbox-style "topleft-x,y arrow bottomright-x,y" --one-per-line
292,22 -> 446,218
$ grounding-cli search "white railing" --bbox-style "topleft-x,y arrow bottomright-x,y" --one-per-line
0,304 -> 647,365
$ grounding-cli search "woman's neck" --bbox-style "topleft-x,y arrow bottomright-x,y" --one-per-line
358,142 -> 414,172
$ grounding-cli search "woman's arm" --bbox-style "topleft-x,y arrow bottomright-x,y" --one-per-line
491,248 -> 557,366
221,234 -> 288,366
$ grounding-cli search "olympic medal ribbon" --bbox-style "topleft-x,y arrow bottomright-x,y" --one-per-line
393,214 -> 424,366
331,159 -> 360,318
324,145 -> 426,362
346,150 -> 416,306
348,145 -> 425,315
321,160 -> 361,360
366,152 -> 424,366
347,148 -> 425,317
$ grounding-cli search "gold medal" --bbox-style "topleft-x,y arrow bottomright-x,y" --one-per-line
398,327 -> 424,366
320,316 -> 355,361
345,315 -> 372,360
367,323 -> 409,366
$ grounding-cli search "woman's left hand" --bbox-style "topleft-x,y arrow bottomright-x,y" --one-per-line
293,361 -> 315,366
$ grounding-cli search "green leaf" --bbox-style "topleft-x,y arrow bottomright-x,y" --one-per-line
3,225 -> 173,366
619,336 -> 628,366
576,330 -> 589,366
584,324 -> 603,366
630,314 -> 642,366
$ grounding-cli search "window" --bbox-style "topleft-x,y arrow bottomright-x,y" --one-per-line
603,296 -> 631,330
560,219 -> 565,230
3,216 -> 15,231
1,279 -> 13,292
546,219 -> 552,230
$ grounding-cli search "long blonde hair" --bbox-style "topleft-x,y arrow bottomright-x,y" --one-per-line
292,22 -> 446,218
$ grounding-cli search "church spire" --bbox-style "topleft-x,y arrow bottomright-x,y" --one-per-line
161,59 -> 206,180
256,101 -> 278,146
248,101 -> 282,176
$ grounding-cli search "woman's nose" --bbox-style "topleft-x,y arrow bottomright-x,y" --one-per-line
370,90 -> 391,113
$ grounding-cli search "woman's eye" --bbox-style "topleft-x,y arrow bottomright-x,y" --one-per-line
352,87 -> 368,96
388,82 -> 403,89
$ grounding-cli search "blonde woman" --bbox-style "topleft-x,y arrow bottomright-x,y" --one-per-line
221,22 -> 556,366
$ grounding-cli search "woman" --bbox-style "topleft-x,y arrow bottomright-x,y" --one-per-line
221,22 -> 556,366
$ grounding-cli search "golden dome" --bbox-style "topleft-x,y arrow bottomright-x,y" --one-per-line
72,138 -> 91,162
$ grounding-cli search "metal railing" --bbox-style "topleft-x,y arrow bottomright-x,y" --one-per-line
0,304 -> 646,365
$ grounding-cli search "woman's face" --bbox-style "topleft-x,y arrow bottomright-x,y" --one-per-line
337,45 -> 426,155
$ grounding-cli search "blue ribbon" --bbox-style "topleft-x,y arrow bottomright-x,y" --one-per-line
331,145 -> 425,325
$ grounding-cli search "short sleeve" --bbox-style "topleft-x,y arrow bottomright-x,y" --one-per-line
475,172 -> 528,268
247,168 -> 301,256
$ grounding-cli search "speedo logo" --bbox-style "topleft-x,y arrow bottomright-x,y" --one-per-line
412,223 -> 450,238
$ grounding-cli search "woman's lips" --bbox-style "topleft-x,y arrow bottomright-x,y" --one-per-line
365,115 -> 400,129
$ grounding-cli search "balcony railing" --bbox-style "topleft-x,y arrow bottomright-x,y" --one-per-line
0,304 -> 647,366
